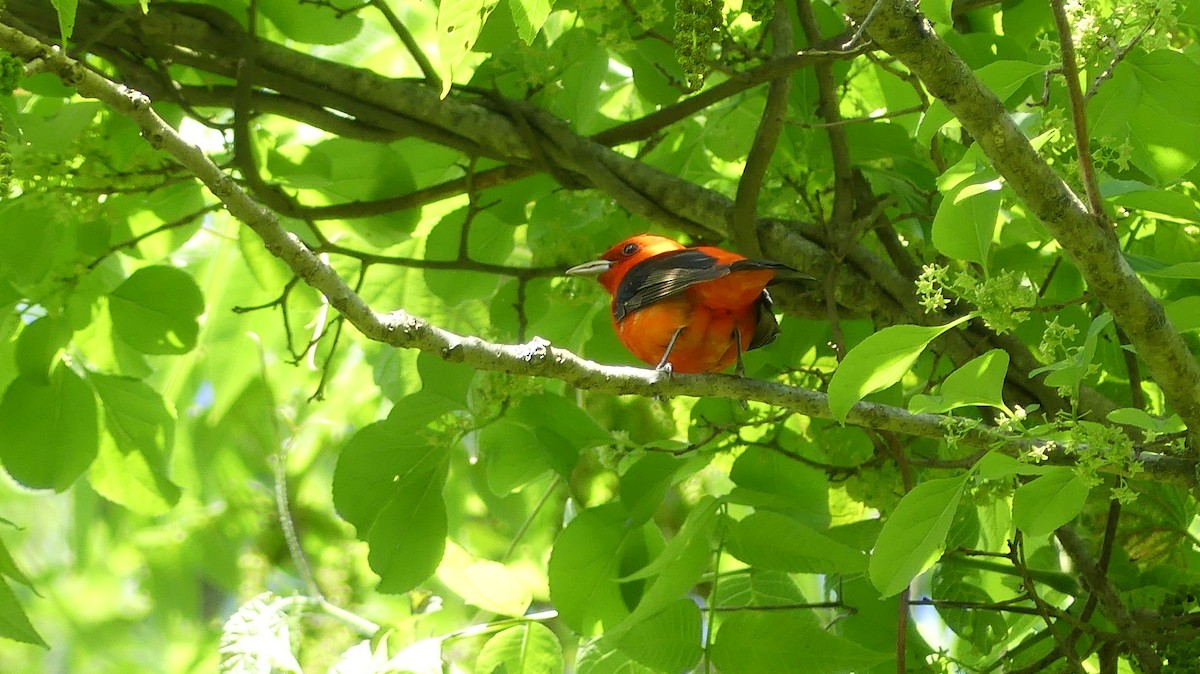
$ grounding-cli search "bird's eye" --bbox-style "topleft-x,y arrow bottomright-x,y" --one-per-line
621,242 -> 639,256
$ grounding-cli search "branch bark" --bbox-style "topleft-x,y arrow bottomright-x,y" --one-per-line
839,0 -> 1200,447
0,20 -> 1191,489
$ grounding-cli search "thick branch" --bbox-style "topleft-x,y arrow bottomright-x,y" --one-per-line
1055,526 -> 1161,673
840,0 -> 1200,446
1,22 -> 1189,488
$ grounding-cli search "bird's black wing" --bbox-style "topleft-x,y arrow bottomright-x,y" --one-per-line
747,290 -> 781,350
613,249 -> 728,321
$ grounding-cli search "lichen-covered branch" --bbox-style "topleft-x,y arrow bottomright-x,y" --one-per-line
840,0 -> 1200,446
1,21 -> 1189,488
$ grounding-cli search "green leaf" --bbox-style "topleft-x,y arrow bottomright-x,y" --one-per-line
713,569 -> 808,608
259,0 -> 364,45
618,497 -> 718,626
975,451 -> 1049,480
415,352 -> 475,410
575,637 -> 659,674
481,419 -> 552,495
108,266 -> 204,355
0,537 -> 32,589
477,622 -> 563,674
87,373 -> 179,511
869,475 -> 968,597
15,316 -> 71,382
726,511 -> 868,574
1139,261 -> 1200,279
331,418 -> 450,592
828,317 -> 969,423
1011,467 -> 1089,538
614,599 -> 701,672
932,183 -> 1002,267
367,468 -> 448,593
919,0 -> 952,24
1104,183 -> 1200,223
88,436 -> 179,515
510,393 -> 613,451
0,576 -> 46,647
549,504 -> 634,634
727,447 -> 829,528
1089,50 -> 1200,183
510,0 -> 553,44
0,367 -> 98,491
1166,296 -> 1200,332
619,453 -> 685,524
50,0 -> 79,44
0,197 -> 74,288
90,374 -> 174,459
711,612 -> 890,674
909,349 -> 1010,413
1107,408 -> 1185,433
438,542 -> 533,616
437,0 -> 502,96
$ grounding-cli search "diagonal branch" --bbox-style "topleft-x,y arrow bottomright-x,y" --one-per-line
1055,526 -> 1161,673
839,0 -> 1200,447
0,21 -> 1192,491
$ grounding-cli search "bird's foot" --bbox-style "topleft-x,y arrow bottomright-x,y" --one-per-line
655,361 -> 673,380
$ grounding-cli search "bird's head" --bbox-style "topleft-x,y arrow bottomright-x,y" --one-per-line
565,234 -> 684,295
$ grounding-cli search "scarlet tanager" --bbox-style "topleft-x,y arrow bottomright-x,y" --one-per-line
566,234 -> 809,374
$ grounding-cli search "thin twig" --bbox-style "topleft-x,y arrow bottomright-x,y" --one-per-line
1055,525 -> 1161,673
730,0 -> 793,258
274,434 -> 323,599
370,0 -> 442,91
1013,534 -> 1086,673
1084,15 -> 1158,100
1049,0 -> 1104,219
86,203 -> 223,270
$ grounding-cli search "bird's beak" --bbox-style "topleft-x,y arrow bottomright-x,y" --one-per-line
565,260 -> 612,277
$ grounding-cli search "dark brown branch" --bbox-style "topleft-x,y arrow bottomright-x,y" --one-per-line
592,38 -> 866,147
796,0 -> 854,228
1013,535 -> 1086,673
730,0 -> 793,258
1054,526 -> 1161,673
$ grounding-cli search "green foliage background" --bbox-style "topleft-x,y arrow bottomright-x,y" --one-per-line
0,0 -> 1199,672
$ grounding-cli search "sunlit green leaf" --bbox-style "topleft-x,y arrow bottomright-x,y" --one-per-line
1012,467 -> 1089,538
477,622 -> 563,674
0,367 -> 98,491
869,475 -> 968,597
108,266 -> 204,355
829,317 -> 969,422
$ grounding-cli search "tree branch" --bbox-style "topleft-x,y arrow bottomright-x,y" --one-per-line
1054,526 -> 1161,673
730,0 -> 793,257
1049,0 -> 1104,218
839,0 -> 1200,448
1,20 -> 1191,491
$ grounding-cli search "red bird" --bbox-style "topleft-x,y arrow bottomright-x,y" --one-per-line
566,234 -> 807,374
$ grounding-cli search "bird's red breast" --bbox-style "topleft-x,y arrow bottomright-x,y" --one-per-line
566,234 -> 804,373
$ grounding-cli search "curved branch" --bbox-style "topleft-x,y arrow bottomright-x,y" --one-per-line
840,0 -> 1200,446
2,21 -> 1191,489
730,0 -> 793,257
